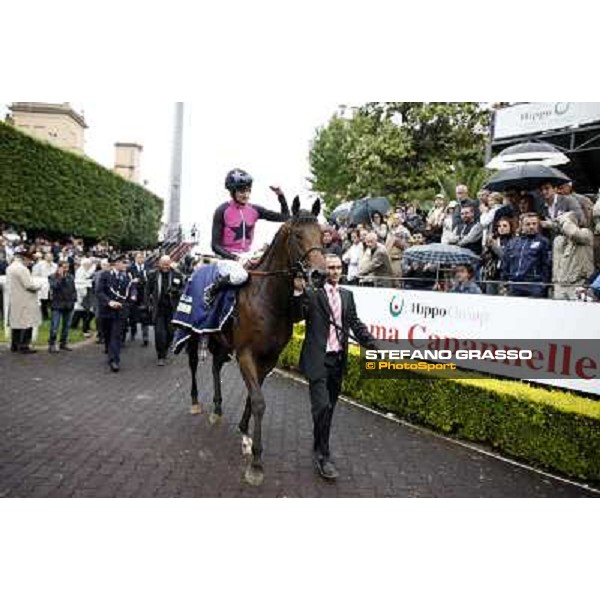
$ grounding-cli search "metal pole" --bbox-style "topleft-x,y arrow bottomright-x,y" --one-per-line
168,102 -> 185,235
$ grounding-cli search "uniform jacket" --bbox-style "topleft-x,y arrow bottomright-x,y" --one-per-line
95,269 -> 137,320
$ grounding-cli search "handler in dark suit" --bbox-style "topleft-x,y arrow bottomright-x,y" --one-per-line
146,255 -> 185,366
95,255 -> 137,372
293,253 -> 377,481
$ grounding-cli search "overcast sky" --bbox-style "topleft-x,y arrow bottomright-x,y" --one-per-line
2,100 -> 343,252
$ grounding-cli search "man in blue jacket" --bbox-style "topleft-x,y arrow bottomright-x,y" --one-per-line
501,213 -> 552,298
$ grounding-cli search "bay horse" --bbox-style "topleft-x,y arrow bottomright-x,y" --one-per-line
185,197 -> 326,486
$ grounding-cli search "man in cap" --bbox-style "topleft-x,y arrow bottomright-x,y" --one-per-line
6,248 -> 43,354
95,254 -> 137,372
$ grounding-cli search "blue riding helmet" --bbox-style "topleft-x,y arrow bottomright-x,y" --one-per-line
225,169 -> 253,194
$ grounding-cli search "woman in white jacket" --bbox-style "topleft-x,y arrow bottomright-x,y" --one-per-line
72,258 -> 97,337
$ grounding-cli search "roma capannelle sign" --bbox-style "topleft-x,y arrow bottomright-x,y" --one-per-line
348,286 -> 600,397
494,102 -> 600,140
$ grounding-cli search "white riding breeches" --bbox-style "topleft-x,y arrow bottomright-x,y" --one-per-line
216,260 -> 249,286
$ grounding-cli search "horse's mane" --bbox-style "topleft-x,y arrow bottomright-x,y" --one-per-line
250,210 -> 319,271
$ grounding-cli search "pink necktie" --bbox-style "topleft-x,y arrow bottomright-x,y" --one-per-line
327,286 -> 342,352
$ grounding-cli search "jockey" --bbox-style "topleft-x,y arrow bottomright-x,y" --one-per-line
204,168 -> 290,306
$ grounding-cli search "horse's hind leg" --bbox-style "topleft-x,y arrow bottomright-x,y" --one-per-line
209,348 -> 228,425
188,336 -> 202,416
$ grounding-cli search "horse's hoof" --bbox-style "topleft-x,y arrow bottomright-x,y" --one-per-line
209,413 -> 222,426
190,404 -> 202,416
241,435 -> 253,457
244,466 -> 264,487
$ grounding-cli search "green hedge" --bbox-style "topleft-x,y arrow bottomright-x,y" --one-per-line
279,329 -> 600,483
0,121 -> 163,248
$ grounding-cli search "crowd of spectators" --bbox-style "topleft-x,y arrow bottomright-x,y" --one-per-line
0,225 -> 195,353
326,181 -> 600,301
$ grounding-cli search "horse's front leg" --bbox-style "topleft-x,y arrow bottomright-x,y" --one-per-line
188,335 -> 202,416
238,349 -> 266,486
239,395 -> 253,457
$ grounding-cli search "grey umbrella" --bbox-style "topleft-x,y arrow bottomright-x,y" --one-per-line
403,243 -> 480,268
330,201 -> 354,224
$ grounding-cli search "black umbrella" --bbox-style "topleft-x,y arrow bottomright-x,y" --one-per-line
349,197 -> 391,225
485,164 -> 571,192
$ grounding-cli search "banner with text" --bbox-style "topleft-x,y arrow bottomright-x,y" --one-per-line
494,102 -> 600,140
347,286 -> 600,396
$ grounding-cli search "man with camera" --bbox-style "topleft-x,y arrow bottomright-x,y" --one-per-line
146,256 -> 185,367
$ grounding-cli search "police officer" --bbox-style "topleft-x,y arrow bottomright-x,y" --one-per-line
95,254 -> 137,372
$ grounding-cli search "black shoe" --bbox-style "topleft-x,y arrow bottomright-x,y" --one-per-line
19,348 -> 38,355
315,457 -> 339,481
142,339 -> 149,347
109,361 -> 120,373
60,344 -> 73,352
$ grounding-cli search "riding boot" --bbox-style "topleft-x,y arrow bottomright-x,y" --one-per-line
204,274 -> 232,307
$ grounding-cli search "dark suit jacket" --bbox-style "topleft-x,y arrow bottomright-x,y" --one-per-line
292,286 -> 376,380
145,269 -> 185,323
128,263 -> 148,306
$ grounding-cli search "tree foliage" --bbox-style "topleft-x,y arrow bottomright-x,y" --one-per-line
309,102 -> 491,212
0,122 -> 163,249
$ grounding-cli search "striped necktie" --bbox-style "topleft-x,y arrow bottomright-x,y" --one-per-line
327,285 -> 342,352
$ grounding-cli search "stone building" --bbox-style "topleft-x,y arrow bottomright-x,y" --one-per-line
8,102 -> 87,154
114,142 -> 143,183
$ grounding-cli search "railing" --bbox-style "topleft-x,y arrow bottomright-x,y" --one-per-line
346,274 -> 596,300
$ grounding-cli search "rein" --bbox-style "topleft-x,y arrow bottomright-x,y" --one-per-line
248,228 -> 325,280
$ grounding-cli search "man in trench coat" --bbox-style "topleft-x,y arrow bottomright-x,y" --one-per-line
6,249 -> 42,354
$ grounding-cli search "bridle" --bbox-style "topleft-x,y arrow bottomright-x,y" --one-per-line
250,218 -> 325,285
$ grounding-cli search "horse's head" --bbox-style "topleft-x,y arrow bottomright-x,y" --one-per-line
288,196 -> 327,288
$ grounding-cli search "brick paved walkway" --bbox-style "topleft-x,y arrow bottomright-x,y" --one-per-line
0,339 -> 596,497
